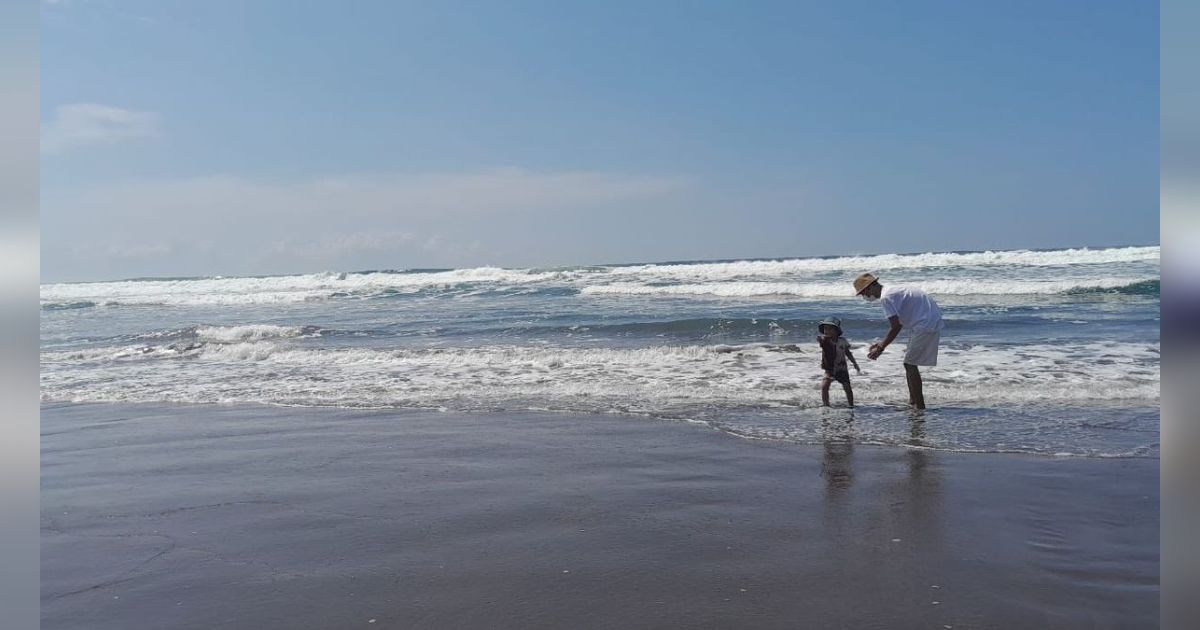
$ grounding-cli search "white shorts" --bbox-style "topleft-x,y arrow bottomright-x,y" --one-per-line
904,330 -> 940,366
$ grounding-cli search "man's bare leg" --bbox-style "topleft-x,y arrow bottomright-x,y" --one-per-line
904,363 -> 925,410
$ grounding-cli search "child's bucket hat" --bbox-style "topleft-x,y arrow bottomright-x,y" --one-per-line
818,317 -> 843,335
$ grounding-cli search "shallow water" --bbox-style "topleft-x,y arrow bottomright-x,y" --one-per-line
40,245 -> 1160,457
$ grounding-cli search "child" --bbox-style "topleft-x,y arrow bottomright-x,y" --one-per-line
816,317 -> 861,407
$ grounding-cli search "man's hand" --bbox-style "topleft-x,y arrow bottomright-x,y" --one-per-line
867,343 -> 884,360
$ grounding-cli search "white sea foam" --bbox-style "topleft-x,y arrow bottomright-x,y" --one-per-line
580,277 -> 1157,298
40,320 -> 1161,457
41,338 -> 1160,410
194,324 -> 312,342
40,268 -> 563,307
40,246 -> 1159,307
608,245 -> 1160,280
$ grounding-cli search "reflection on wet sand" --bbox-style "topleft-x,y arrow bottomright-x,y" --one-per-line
907,409 -> 927,445
819,412 -> 944,547
819,412 -> 856,493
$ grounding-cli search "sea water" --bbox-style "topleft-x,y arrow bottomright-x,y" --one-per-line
40,245 -> 1160,457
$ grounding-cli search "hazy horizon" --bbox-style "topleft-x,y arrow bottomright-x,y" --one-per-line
41,2 -> 1158,283
41,241 -> 1160,285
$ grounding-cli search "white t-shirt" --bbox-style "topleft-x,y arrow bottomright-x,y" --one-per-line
880,285 -> 944,333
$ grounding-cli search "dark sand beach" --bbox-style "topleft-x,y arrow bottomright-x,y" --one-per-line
42,403 -> 1158,629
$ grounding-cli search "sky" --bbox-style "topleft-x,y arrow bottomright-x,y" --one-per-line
40,0 -> 1159,282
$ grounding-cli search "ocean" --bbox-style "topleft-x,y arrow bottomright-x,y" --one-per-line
40,245 -> 1160,458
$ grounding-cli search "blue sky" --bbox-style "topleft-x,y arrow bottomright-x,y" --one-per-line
41,0 -> 1158,281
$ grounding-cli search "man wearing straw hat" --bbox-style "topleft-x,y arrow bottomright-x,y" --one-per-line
853,273 -> 944,410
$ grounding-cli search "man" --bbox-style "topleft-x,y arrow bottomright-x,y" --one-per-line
853,273 -> 944,410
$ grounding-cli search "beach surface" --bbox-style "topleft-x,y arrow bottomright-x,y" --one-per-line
42,403 -> 1158,629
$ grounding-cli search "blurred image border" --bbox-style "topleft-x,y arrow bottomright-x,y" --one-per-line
0,1 -> 40,629
1163,0 -> 1199,627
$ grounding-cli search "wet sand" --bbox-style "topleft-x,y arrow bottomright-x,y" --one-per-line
42,403 -> 1158,629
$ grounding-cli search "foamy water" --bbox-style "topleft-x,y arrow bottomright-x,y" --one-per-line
40,245 -> 1160,457
41,245 -> 1159,307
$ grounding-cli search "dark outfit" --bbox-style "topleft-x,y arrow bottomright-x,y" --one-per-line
818,334 -> 852,385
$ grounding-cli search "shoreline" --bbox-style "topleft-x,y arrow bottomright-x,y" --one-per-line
39,399 -> 1161,461
42,402 -> 1159,629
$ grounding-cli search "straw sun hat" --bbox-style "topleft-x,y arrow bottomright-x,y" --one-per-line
853,273 -> 878,295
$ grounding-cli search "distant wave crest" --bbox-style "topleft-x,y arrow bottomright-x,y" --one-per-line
1065,279 -> 1159,296
580,277 -> 1160,298
40,245 -> 1159,307
41,300 -> 97,311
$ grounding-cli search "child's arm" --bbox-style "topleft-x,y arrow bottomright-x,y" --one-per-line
846,346 -> 861,373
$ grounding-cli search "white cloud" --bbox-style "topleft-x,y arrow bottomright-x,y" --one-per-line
40,103 -> 159,155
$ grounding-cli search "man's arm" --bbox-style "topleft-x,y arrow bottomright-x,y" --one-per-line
868,316 -> 903,359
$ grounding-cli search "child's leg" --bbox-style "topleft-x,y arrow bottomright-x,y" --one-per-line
842,381 -> 854,408
821,375 -> 832,406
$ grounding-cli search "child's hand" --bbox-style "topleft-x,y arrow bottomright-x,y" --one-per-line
855,367 -> 862,375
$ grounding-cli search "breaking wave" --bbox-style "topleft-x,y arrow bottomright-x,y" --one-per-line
1065,279 -> 1159,296
40,246 -> 1158,307
579,277 -> 1160,298
611,245 -> 1159,277
41,301 -> 97,311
